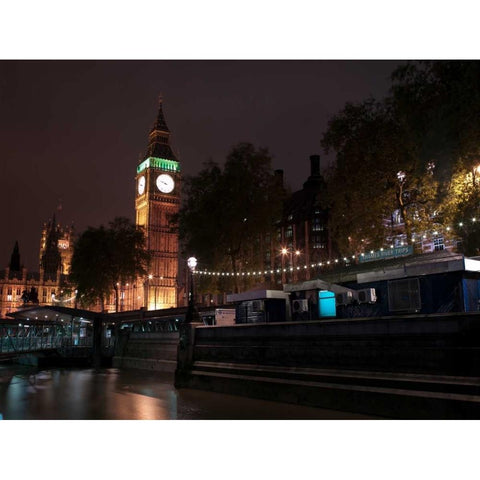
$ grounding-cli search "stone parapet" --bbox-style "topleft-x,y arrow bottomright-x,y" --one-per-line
181,312 -> 480,418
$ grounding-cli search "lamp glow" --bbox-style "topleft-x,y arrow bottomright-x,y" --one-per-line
187,257 -> 197,270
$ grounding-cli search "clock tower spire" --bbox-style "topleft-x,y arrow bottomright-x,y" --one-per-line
135,98 -> 181,310
145,96 -> 177,161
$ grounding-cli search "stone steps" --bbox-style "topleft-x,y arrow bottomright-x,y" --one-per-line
112,356 -> 177,372
187,361 -> 480,419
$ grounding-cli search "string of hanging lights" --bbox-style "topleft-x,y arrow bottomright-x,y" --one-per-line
193,218 -> 477,278
194,252 -> 386,278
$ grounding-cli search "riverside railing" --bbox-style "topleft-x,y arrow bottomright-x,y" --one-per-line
0,335 -> 93,354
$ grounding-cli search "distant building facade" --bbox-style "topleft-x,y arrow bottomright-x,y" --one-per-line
274,154 -> 332,285
383,210 -> 459,254
39,217 -> 74,276
0,217 -> 75,318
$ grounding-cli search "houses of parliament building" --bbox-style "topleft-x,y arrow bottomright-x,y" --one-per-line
0,217 -> 75,318
0,99 -> 183,318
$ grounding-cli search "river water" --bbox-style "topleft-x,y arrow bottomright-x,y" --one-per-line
0,363 -> 375,420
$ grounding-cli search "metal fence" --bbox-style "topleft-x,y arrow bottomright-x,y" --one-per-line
0,335 -> 93,354
120,316 -> 182,333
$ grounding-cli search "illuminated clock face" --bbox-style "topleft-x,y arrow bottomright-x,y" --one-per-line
58,240 -> 69,250
138,175 -> 146,195
156,174 -> 175,193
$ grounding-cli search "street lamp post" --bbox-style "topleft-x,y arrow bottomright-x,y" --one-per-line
281,247 -> 301,283
175,256 -> 200,388
186,257 -> 200,323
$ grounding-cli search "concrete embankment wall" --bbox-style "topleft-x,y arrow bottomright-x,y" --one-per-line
193,314 -> 480,375
181,313 -> 480,419
112,331 -> 178,372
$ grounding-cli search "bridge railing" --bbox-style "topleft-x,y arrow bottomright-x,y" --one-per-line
119,316 -> 182,334
0,335 -> 93,354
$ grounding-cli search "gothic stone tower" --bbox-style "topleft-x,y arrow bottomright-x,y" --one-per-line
40,215 -> 62,282
39,215 -> 74,276
135,99 -> 180,309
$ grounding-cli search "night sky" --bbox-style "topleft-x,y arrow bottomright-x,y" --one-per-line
0,60 -> 402,270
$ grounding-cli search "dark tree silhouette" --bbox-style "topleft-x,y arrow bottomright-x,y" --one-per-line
70,217 -> 150,312
178,143 -> 286,293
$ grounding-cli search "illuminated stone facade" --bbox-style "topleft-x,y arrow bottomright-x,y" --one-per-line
135,100 -> 180,309
0,218 -> 75,318
39,217 -> 74,275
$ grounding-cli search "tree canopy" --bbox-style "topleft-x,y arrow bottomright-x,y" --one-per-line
321,98 -> 438,254
322,60 -> 480,255
70,217 -> 150,312
178,143 -> 286,293
441,161 -> 480,255
391,61 -> 480,176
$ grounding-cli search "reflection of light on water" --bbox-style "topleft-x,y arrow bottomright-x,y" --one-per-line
168,390 -> 177,419
110,391 -> 170,420
6,376 -> 26,402
4,368 -> 180,419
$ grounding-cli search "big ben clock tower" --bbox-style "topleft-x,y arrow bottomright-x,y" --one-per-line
135,98 -> 180,309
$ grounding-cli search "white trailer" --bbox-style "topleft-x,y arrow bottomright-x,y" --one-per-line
215,308 -> 236,326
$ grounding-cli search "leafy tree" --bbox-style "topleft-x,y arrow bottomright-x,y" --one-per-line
70,226 -> 110,310
441,160 -> 480,255
320,61 -> 480,255
179,143 -> 286,293
390,61 -> 480,251
70,217 -> 150,312
321,98 -> 439,254
391,61 -> 480,179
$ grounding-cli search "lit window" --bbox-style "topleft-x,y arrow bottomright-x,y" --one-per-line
433,237 -> 445,251
312,217 -> 324,232
392,210 -> 402,225
312,236 -> 326,249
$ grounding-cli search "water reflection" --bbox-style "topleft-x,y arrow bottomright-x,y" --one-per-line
0,365 -> 375,420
